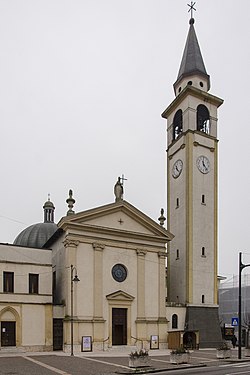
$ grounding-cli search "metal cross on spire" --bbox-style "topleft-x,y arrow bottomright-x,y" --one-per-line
187,1 -> 196,19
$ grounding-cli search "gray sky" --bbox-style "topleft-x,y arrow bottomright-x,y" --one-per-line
0,0 -> 249,278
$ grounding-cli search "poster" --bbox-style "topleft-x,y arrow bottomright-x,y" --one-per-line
81,336 -> 92,352
150,335 -> 159,349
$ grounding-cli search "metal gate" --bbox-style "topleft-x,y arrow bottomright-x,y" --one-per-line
53,319 -> 63,350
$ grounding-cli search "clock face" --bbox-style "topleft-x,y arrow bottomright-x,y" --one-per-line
196,155 -> 210,174
112,264 -> 127,282
172,159 -> 183,178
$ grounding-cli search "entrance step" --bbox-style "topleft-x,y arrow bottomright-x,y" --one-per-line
0,346 -> 26,353
108,345 -> 137,353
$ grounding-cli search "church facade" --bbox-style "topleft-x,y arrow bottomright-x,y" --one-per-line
49,196 -> 173,352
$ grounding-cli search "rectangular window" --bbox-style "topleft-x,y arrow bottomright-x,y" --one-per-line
29,273 -> 39,294
176,198 -> 179,208
3,272 -> 14,293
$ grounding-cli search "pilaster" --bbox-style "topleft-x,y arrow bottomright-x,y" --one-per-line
92,242 -> 105,319
63,238 -> 79,316
158,251 -> 167,317
136,248 -> 147,319
92,242 -> 105,343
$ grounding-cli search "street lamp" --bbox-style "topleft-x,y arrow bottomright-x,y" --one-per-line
70,264 -> 80,356
238,252 -> 250,359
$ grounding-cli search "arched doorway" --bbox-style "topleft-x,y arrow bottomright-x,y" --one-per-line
183,331 -> 196,350
0,307 -> 20,347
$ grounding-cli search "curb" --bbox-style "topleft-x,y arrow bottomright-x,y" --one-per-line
116,363 -> 207,374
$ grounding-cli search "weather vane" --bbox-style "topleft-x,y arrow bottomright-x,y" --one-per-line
187,1 -> 196,19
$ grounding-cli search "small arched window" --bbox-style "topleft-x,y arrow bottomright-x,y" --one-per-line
173,109 -> 183,140
197,105 -> 210,134
172,314 -> 178,329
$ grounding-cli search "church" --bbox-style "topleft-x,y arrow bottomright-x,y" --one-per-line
0,14 -> 223,352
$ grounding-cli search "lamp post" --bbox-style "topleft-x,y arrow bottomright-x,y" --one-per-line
70,264 -> 80,356
238,252 -> 250,359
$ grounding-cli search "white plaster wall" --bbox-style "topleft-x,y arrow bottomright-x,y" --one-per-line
84,211 -> 153,234
166,306 -> 186,331
51,237 -> 66,305
192,139 -> 216,305
0,244 -> 51,264
0,245 -> 52,303
175,76 -> 209,96
145,251 -> 159,317
168,146 -> 187,303
22,305 -> 45,345
75,242 -> 94,318
103,245 -> 137,299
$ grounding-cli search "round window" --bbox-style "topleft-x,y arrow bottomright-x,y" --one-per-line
112,264 -> 127,282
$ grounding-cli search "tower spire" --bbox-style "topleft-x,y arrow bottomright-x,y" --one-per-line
173,10 -> 210,95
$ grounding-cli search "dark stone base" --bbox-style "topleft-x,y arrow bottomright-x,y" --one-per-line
185,306 -> 222,348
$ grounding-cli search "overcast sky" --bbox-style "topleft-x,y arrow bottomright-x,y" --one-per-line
0,0 -> 249,278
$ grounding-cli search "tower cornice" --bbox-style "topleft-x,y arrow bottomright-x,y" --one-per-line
162,85 -> 223,119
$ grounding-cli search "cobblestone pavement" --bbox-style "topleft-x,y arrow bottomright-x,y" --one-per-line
0,348 -> 249,375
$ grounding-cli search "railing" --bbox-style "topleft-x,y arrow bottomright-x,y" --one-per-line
102,337 -> 109,351
131,336 -> 144,349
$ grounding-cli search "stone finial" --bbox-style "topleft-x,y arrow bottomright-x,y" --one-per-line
158,208 -> 166,226
114,177 -> 123,202
66,189 -> 75,215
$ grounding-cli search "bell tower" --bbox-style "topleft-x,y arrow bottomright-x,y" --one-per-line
162,15 -> 223,347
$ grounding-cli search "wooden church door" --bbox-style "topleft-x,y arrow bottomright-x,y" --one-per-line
112,308 -> 127,345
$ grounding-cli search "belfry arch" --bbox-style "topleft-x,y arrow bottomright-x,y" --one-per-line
197,104 -> 210,134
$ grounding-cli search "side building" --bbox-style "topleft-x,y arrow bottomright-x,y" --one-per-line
0,243 -> 52,351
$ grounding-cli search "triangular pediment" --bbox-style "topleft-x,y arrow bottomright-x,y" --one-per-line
106,290 -> 135,302
57,200 -> 173,241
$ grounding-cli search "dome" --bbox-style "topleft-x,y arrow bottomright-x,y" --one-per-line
14,222 -> 58,248
13,196 -> 57,248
